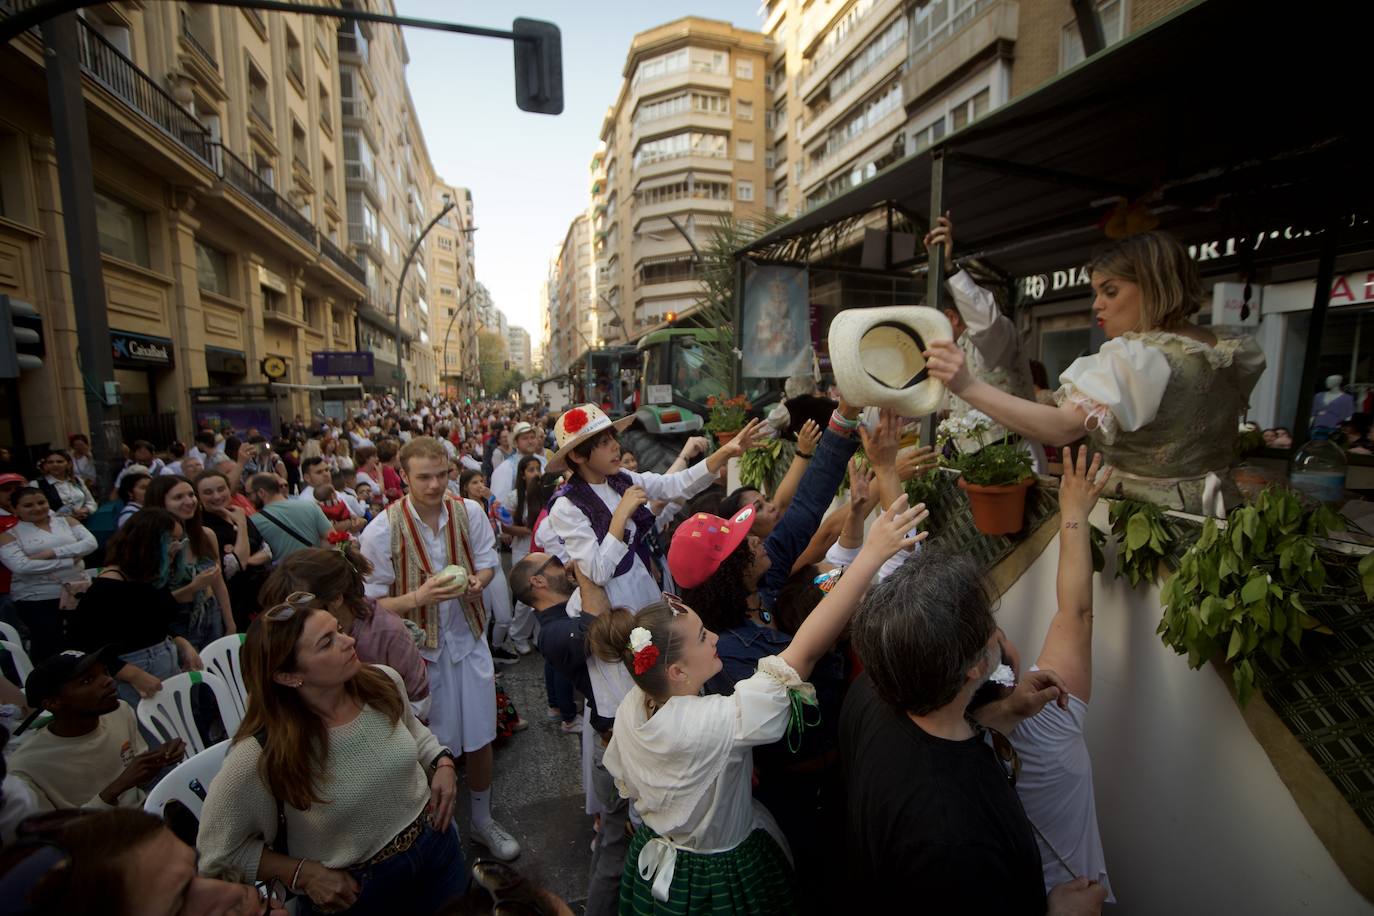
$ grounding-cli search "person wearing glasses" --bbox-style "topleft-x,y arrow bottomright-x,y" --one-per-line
839,450 -> 1113,913
197,592 -> 466,915
66,508 -> 203,705
5,808 -> 288,916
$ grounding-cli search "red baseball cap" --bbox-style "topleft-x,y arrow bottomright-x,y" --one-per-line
668,506 -> 756,589
0,473 -> 26,487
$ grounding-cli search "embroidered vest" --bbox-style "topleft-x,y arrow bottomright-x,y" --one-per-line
385,495 -> 485,649
552,472 -> 655,578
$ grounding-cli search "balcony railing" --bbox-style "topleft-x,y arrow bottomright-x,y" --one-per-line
320,233 -> 366,284
341,95 -> 370,121
178,9 -> 218,69
337,26 -> 368,62
211,142 -> 316,244
75,17 -> 216,168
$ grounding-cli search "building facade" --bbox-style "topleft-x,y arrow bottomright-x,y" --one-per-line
596,18 -> 771,338
506,325 -> 531,375
427,183 -> 477,396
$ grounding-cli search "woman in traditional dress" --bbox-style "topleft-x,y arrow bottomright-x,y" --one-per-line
587,496 -> 925,914
925,231 -> 1265,515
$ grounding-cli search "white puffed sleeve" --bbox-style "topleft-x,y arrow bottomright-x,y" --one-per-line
1056,337 -> 1171,444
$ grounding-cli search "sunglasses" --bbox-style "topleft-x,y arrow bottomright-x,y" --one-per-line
662,592 -> 690,616
255,877 -> 288,914
263,591 -> 316,622
984,724 -> 1022,787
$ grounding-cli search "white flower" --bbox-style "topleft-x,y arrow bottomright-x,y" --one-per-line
629,627 -> 653,653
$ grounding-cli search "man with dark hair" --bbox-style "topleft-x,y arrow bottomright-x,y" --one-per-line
841,537 -> 1107,913
246,473 -> 332,561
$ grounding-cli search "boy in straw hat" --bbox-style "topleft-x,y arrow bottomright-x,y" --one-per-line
544,404 -> 762,732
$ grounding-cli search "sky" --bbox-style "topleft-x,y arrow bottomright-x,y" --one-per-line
398,0 -> 763,341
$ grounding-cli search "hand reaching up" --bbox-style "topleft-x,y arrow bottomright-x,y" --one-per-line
858,408 -> 902,469
1059,445 -> 1112,522
857,495 -> 929,566
795,419 -> 821,457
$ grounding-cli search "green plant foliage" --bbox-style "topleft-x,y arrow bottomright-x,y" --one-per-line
1109,499 -> 1172,586
1157,487 -> 1344,706
937,414 -> 1033,487
704,395 -> 750,435
739,437 -> 793,494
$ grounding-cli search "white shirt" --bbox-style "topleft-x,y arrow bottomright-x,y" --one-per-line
358,497 -> 498,664
546,461 -> 715,716
187,446 -> 227,467
459,454 -> 482,472
604,656 -> 803,901
947,270 -> 1047,474
0,513 -> 97,601
71,453 -> 96,487
35,475 -> 96,515
1057,336 -> 1172,444
489,450 -> 548,502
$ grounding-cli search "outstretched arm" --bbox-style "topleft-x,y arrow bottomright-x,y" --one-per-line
925,340 -> 1088,446
1035,446 -> 1112,703
771,420 -> 821,513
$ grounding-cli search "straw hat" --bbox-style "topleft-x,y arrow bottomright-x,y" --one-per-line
549,404 -> 635,468
827,306 -> 953,416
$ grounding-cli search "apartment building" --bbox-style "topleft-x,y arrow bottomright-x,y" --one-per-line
0,1 -> 370,448
547,214 -> 594,376
596,18 -> 771,337
427,182 -> 478,396
506,325 -> 532,375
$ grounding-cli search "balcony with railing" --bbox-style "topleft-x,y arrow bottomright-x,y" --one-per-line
212,142 -> 316,244
178,8 -> 218,70
320,233 -> 366,284
903,0 -> 1015,105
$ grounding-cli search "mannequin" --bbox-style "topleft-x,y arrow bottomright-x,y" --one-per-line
1311,374 -> 1355,431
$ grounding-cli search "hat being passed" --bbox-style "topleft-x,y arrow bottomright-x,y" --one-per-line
828,306 -> 953,417
14,647 -> 114,734
668,506 -> 756,589
549,404 -> 635,469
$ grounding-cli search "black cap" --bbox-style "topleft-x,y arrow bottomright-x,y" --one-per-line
13,647 -> 112,734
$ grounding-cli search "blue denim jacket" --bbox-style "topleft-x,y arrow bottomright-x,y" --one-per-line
757,426 -> 859,611
708,618 -> 847,695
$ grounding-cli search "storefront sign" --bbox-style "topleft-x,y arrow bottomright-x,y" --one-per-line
111,332 -> 174,367
312,351 -> 375,377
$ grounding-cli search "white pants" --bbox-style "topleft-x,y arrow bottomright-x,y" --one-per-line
484,568 -> 515,648
425,640 -> 497,754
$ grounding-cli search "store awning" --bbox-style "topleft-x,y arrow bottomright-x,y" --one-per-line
742,0 -> 1374,281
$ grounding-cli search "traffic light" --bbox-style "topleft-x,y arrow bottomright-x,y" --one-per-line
512,19 -> 563,115
0,294 -> 43,379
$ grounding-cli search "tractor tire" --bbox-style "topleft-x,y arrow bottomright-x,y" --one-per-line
619,427 -> 686,475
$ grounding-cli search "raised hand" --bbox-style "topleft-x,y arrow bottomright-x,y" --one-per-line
795,419 -> 821,457
923,340 -> 973,394
922,211 -> 956,272
1059,445 -> 1112,521
720,418 -> 765,459
858,408 -> 902,468
896,445 -> 939,481
858,495 -> 929,563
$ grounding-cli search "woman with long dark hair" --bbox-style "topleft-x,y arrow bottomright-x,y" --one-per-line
196,469 -> 271,630
197,593 -> 466,915
68,508 -> 200,704
145,476 -> 233,647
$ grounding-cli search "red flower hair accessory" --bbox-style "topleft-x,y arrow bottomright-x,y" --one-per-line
629,625 -> 658,675
563,407 -> 588,435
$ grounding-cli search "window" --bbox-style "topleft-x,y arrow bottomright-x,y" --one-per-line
632,91 -> 728,128
84,7 -> 131,56
195,241 -> 229,294
692,50 -> 727,74
830,14 -> 907,99
912,117 -> 947,153
909,0 -> 990,65
303,295 -> 322,328
94,191 -> 149,267
812,0 -> 876,69
735,59 -> 753,80
0,131 -> 30,223
820,81 -> 903,158
950,88 -> 990,131
343,127 -> 375,180
631,48 -> 688,88
736,139 -> 755,162
247,58 -> 271,127
292,120 -> 309,173
318,82 -> 332,132
737,99 -> 754,121
262,288 -> 285,315
322,157 -> 335,199
285,28 -> 304,88
1061,0 -> 1127,71
736,180 -> 754,202
632,132 -> 728,168
253,150 -> 275,188
636,178 -> 730,207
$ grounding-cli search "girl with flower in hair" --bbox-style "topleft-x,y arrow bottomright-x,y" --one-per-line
544,404 -> 763,737
586,495 -> 926,914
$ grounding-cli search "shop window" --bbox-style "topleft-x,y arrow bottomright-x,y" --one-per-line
195,241 -> 230,295
94,191 -> 149,267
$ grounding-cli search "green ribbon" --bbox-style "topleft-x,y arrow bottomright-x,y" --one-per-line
786,687 -> 821,754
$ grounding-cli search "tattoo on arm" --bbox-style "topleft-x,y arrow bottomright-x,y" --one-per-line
1064,521 -> 1080,529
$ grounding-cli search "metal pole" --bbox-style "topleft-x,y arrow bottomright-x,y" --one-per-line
441,288 -> 477,388
1292,221 -> 1340,446
42,13 -> 122,497
666,215 -> 702,264
923,148 -> 946,448
393,200 -> 455,404
733,257 -> 745,396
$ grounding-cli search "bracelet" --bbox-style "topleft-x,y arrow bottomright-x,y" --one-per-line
795,451 -> 814,460
289,857 -> 307,893
435,757 -> 456,771
829,410 -> 860,430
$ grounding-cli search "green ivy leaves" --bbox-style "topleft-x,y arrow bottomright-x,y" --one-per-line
739,438 -> 789,494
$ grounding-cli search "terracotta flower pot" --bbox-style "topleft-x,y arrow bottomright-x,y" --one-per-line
714,430 -> 739,447
958,476 -> 1034,536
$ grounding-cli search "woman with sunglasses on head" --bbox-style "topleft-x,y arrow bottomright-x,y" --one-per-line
197,592 -> 467,915
587,496 -> 926,914
257,545 -> 430,713
0,486 -> 98,661
145,475 -> 234,648
66,508 -> 201,705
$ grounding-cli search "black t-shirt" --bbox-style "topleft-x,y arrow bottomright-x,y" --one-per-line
533,601 -> 613,732
68,576 -> 181,667
201,512 -> 264,568
840,674 -> 1046,912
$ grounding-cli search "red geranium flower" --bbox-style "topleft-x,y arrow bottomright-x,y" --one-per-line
633,644 -> 660,675
563,407 -> 589,435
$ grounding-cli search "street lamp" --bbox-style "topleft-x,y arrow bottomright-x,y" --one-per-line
393,193 -> 455,402
441,287 -> 478,392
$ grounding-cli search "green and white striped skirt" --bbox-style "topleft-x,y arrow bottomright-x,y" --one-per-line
619,825 -> 797,915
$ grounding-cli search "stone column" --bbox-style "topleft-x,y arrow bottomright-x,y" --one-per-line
163,189 -> 207,433
289,266 -> 309,419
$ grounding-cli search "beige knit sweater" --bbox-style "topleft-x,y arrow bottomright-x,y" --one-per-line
196,666 -> 442,881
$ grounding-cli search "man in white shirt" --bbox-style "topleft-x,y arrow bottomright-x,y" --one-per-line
926,213 -> 1047,473
9,649 -> 186,812
488,422 -> 548,503
187,429 -> 227,468
358,437 -> 521,862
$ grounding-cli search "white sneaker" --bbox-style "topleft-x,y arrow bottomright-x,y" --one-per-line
470,818 -> 521,861
512,639 -> 533,656
559,718 -> 583,735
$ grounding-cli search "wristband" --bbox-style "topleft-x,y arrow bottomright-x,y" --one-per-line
795,451 -> 814,460
829,410 -> 859,429
290,857 -> 307,893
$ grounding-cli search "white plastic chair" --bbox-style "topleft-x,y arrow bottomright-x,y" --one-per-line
0,620 -> 21,647
136,670 -> 229,754
0,639 -> 33,686
143,739 -> 230,820
200,634 -> 249,736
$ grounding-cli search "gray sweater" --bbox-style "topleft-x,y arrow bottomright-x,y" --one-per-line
196,666 -> 442,880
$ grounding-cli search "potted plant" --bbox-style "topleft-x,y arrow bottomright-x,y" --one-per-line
705,394 -> 750,446
939,412 -> 1035,535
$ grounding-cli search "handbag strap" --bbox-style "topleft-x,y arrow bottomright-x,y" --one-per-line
256,506 -> 315,548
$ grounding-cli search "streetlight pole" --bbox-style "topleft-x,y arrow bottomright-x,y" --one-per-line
441,287 -> 478,394
393,195 -> 454,403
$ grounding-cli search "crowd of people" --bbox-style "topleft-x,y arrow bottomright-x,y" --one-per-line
0,227 -> 1276,914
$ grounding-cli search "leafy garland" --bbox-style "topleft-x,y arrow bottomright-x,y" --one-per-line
1108,499 -> 1173,586
739,437 -> 794,495
1157,486 -> 1352,706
